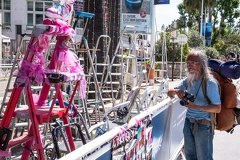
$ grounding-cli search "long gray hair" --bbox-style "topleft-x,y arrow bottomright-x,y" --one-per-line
187,48 -> 213,79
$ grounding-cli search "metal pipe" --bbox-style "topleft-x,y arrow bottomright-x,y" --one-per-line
200,0 -> 204,36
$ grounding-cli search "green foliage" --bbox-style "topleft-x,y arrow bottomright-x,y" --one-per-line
182,44 -> 190,61
187,30 -> 204,48
213,34 -> 240,54
155,31 -> 191,64
213,38 -> 225,53
145,59 -> 150,65
176,0 -> 240,49
155,63 -> 160,69
156,0 -> 240,63
204,47 -> 219,58
226,45 -> 240,55
223,34 -> 240,46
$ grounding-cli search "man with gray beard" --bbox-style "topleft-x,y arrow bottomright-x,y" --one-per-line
167,49 -> 221,160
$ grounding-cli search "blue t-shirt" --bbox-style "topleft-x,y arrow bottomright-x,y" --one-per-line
175,75 -> 221,121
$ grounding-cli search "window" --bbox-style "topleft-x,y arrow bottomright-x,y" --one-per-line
27,2 -> 33,11
27,14 -> 34,26
4,12 -> 10,26
0,0 -> 11,28
35,2 -> 43,11
27,0 -> 55,28
36,14 -> 43,24
3,0 -> 10,10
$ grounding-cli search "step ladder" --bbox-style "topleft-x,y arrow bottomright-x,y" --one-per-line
73,12 -> 107,123
91,35 -> 121,107
0,22 -> 87,159
108,25 -> 139,103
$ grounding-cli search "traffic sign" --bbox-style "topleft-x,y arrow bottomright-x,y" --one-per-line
177,34 -> 188,45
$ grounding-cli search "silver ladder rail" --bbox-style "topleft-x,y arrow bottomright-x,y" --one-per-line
0,34 -> 27,115
93,35 -> 116,104
108,25 -> 138,103
82,36 -> 106,113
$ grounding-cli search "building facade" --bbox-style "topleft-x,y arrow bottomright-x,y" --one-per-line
1,0 -> 60,54
1,0 -> 120,56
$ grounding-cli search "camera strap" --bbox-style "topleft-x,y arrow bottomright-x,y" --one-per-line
194,76 -> 204,99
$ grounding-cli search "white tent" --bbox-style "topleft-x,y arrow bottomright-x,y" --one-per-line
2,35 -> 11,43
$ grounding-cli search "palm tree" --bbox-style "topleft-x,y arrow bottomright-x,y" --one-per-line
205,0 -> 217,23
183,0 -> 202,32
183,0 -> 217,32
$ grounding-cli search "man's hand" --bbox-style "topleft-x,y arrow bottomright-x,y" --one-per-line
168,89 -> 185,99
175,90 -> 185,99
185,100 -> 195,109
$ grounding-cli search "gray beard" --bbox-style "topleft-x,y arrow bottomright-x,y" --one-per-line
186,72 -> 197,86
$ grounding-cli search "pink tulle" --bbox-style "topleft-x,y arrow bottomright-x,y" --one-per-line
38,34 -> 50,51
0,150 -> 11,158
79,77 -> 87,99
15,33 -> 52,87
16,9 -> 86,99
57,49 -> 82,73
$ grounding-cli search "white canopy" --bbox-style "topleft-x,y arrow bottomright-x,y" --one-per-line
2,35 -> 11,43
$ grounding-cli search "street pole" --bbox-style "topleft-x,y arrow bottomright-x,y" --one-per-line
200,0 -> 204,36
150,2 -> 156,68
149,1 -> 156,85
161,25 -> 165,79
177,34 -> 188,79
180,44 -> 183,79
170,22 -> 177,81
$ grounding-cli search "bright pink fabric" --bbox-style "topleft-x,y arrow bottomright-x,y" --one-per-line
17,11 -> 86,99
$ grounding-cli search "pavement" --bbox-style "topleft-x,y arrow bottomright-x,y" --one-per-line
169,79 -> 240,160
213,127 -> 240,160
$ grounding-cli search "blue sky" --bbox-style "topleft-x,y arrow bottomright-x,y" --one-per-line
155,0 -> 183,31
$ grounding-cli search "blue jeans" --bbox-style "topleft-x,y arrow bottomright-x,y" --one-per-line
183,118 -> 213,160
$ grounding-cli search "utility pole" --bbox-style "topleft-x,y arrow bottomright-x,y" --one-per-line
170,21 -> 177,81
200,0 -> 204,36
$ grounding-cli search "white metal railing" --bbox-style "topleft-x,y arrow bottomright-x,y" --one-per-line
154,61 -> 187,80
0,62 -> 13,78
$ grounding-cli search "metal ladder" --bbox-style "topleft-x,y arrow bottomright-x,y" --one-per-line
0,34 -> 28,115
108,25 -> 139,103
73,12 -> 107,123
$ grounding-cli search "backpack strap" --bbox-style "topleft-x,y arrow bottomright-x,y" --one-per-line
202,77 -> 216,135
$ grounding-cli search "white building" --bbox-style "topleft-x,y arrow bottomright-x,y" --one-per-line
1,0 -> 58,54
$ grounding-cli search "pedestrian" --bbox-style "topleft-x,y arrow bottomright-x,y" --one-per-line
167,49 -> 221,160
218,55 -> 226,61
226,51 -> 236,61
